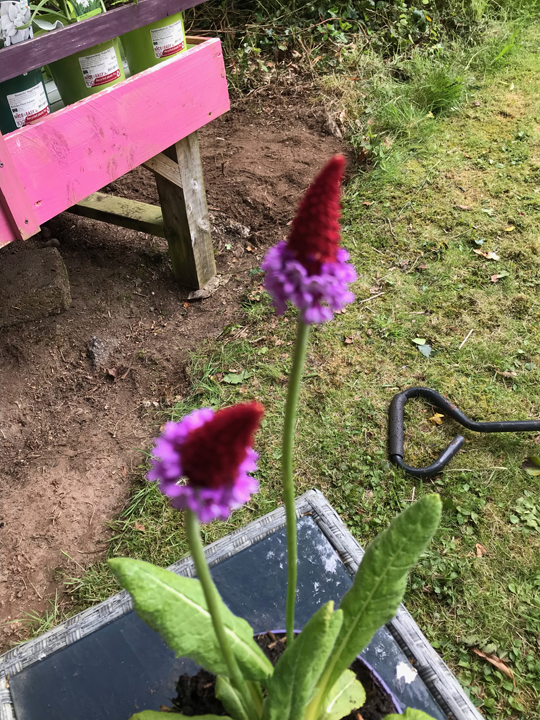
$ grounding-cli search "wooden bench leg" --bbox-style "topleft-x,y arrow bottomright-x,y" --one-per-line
153,131 -> 216,290
68,131 -> 216,291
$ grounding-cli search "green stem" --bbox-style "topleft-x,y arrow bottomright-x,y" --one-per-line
282,320 -> 311,646
185,510 -> 259,718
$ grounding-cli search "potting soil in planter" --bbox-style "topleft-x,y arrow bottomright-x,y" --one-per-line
0,68 -> 50,133
48,38 -> 125,106
121,12 -> 186,76
171,633 -> 398,720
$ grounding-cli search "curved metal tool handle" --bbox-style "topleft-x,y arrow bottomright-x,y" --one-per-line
388,387 -> 540,478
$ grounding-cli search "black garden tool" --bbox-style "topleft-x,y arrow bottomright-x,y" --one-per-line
388,386 -> 540,478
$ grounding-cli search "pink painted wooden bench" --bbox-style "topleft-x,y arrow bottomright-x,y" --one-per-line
0,0 -> 229,289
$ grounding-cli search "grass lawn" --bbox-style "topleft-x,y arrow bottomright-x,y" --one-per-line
61,22 -> 540,720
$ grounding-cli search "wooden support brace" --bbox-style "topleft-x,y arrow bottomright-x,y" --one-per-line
67,132 -> 215,291
68,192 -> 165,237
143,153 -> 182,187
154,131 -> 216,290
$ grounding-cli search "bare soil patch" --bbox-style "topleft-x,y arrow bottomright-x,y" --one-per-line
0,85 -> 343,650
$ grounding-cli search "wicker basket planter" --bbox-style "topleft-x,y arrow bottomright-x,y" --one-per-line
0,490 -> 482,720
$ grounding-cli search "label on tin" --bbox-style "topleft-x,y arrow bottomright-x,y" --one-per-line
150,18 -> 185,59
7,81 -> 49,128
79,46 -> 120,88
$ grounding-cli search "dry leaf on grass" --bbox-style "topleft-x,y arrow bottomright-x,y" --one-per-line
473,249 -> 499,260
521,456 -> 540,477
134,521 -> 146,532
473,649 -> 514,684
429,413 -> 444,426
476,543 -> 487,557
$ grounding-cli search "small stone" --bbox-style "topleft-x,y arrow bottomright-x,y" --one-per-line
45,238 -> 60,248
225,219 -> 251,238
323,114 -> 343,139
41,226 -> 52,240
87,337 -> 118,367
187,275 -> 221,301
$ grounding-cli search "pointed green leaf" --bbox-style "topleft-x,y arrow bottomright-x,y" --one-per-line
263,602 -> 343,720
109,558 -> 272,681
215,676 -> 250,720
321,495 -> 441,695
320,669 -> 366,720
384,709 -> 437,720
130,713 -> 230,720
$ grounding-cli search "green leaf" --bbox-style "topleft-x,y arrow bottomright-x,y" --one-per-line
412,338 -> 427,345
320,669 -> 366,720
521,456 -> 540,476
215,676 -> 250,720
130,713 -> 231,720
384,709 -> 437,720
222,371 -> 252,384
417,344 -> 432,358
319,495 -> 442,696
263,602 -> 343,720
33,17 -> 64,30
109,558 -> 272,681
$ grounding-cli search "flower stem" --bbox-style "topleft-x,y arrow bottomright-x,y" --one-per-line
185,510 -> 258,718
282,319 -> 311,645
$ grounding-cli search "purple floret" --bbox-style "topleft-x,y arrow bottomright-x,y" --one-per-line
262,241 -> 356,324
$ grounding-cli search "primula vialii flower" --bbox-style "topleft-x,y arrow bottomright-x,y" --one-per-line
262,154 -> 356,323
148,402 -> 264,522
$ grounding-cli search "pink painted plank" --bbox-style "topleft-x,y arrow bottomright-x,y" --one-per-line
0,38 -> 229,246
0,133 -> 40,242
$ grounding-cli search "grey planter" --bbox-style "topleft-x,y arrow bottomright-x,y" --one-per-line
0,490 -> 482,720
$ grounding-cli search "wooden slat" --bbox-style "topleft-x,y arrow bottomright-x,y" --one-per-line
143,153 -> 182,187
68,192 -> 165,236
155,132 -> 216,289
0,38 -> 229,245
185,36 -> 211,45
0,133 -> 40,241
0,0 -> 203,82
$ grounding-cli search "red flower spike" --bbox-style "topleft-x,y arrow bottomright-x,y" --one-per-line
287,154 -> 345,275
180,402 -> 264,489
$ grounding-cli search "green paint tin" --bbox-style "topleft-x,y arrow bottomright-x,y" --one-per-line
48,37 -> 125,107
121,12 -> 187,76
0,68 -> 50,134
